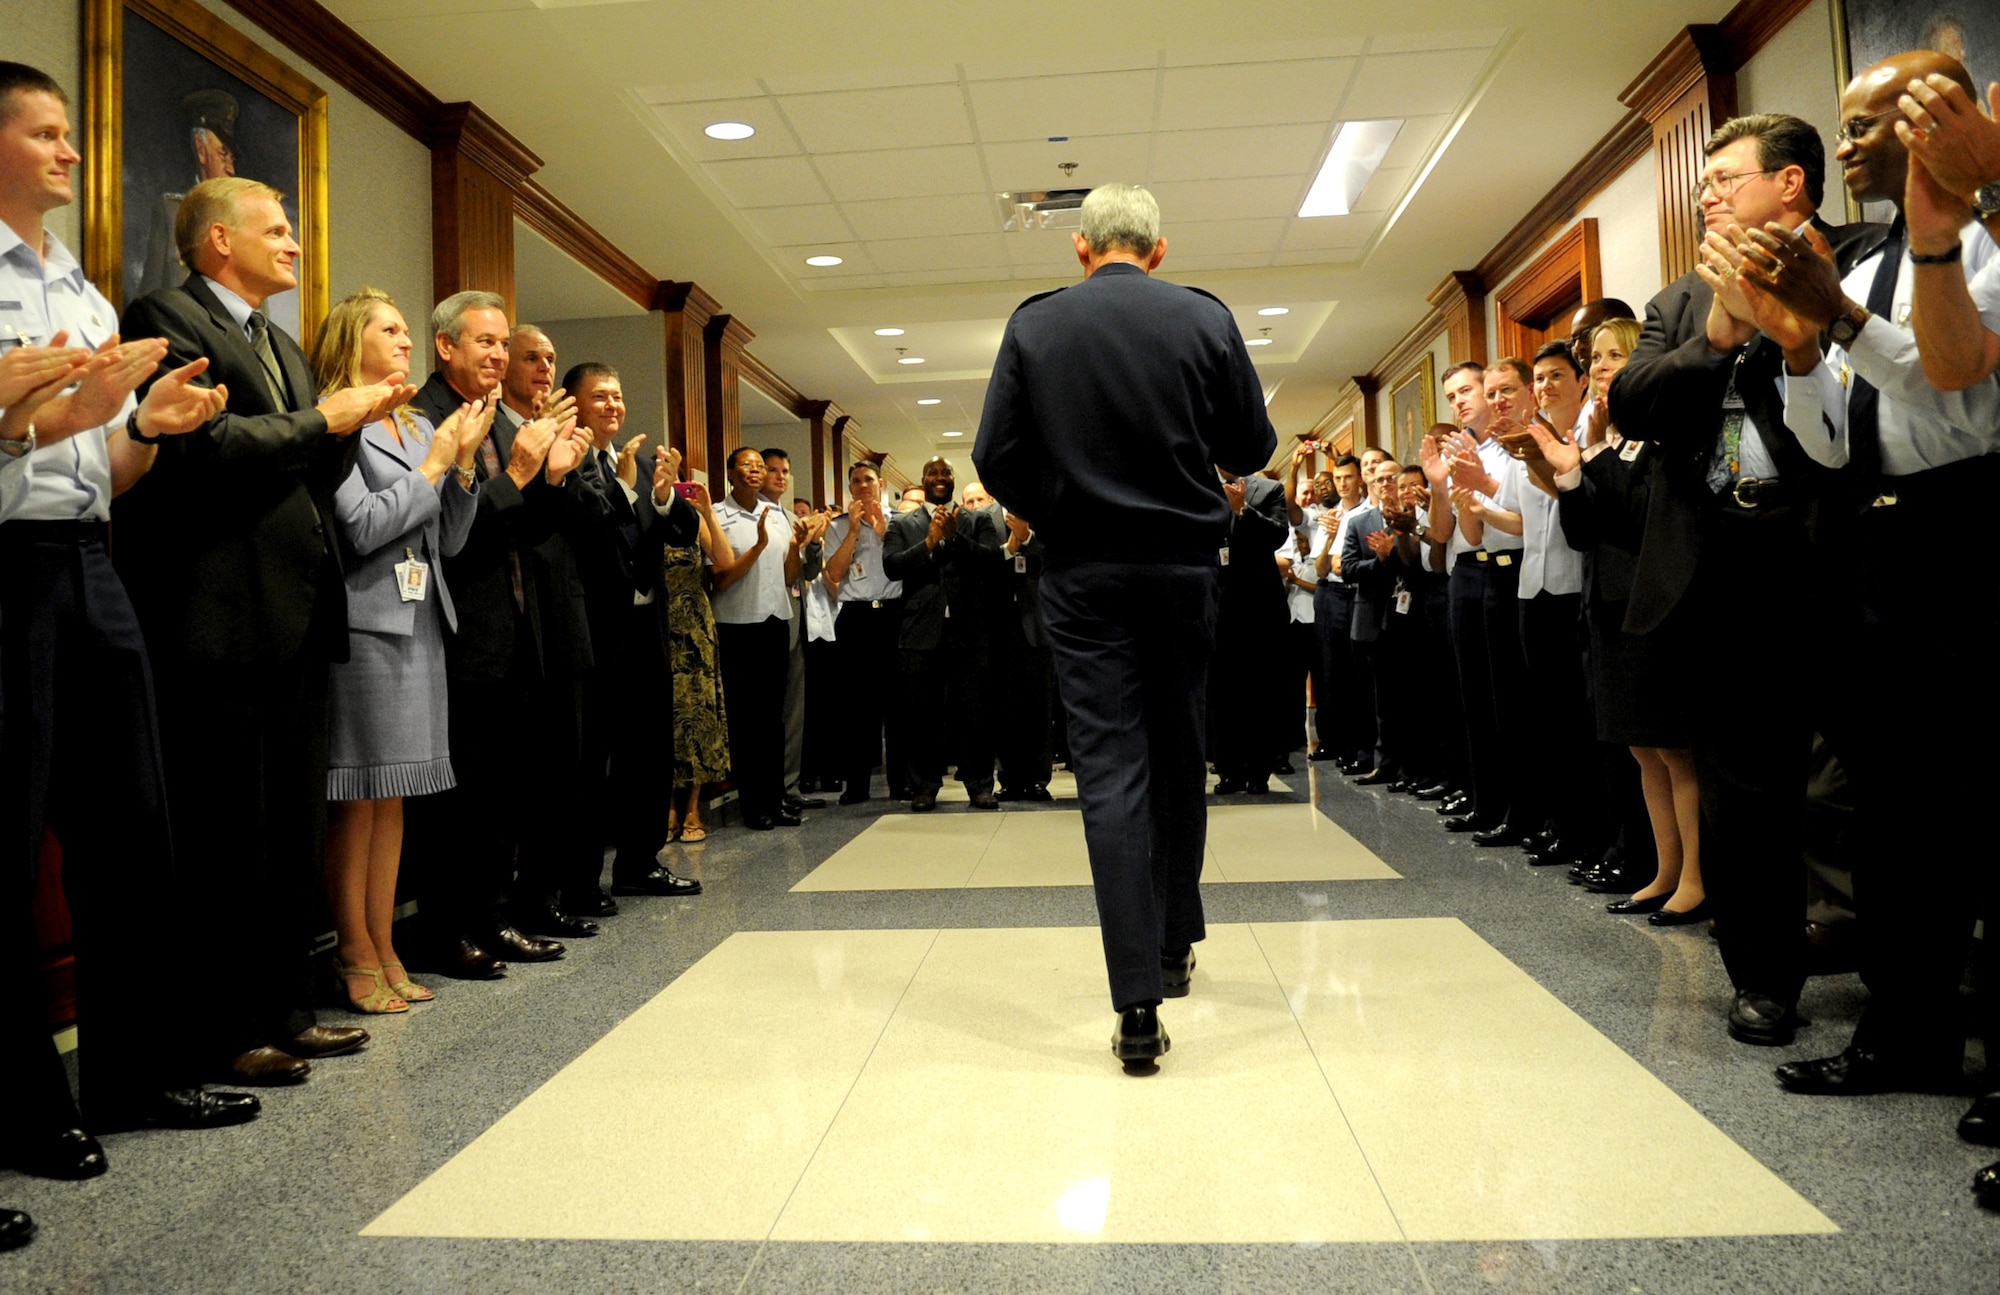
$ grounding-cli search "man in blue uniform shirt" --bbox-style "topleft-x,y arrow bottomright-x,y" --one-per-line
973,183 -> 1276,1064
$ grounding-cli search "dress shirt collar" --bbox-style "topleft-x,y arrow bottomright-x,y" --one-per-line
200,275 -> 259,339
0,223 -> 85,290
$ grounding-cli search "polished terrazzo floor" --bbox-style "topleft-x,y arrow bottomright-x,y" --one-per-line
7,762 -> 1996,1293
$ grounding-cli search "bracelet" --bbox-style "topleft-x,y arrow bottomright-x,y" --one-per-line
455,463 -> 476,486
126,407 -> 162,445
1909,243 -> 1962,264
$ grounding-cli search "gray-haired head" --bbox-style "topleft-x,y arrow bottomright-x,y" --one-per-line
432,290 -> 508,344
1078,183 -> 1160,258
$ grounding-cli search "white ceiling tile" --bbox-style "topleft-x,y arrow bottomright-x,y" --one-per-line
1147,175 -> 1306,224
814,146 -> 989,202
1272,247 -> 1367,267
966,70 -> 1159,142
840,193 -> 999,242
785,242 -> 871,271
1380,115 -> 1449,169
742,204 -> 854,247
868,234 -> 1012,273
1149,124 -> 1330,182
797,272 -> 888,291
877,268 -> 1013,287
761,67 -> 959,95
1282,210 -> 1385,250
982,135 -> 1151,191
1366,29 -> 1506,55
1156,60 -> 1356,131
1352,165 -> 1414,214
633,78 -> 767,105
1340,49 -> 1492,119
782,83 -> 976,154
648,98 -> 801,160
1162,251 -> 1279,272
1158,218 -> 1286,257
1003,231 -> 1081,268
702,155 -> 832,208
1162,38 -> 1366,66
962,51 -> 1159,80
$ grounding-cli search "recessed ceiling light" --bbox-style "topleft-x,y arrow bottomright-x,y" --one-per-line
898,357 -> 925,365
1257,307 -> 1290,316
804,255 -> 843,267
1299,118 -> 1405,218
942,430 -> 964,438
1246,338 -> 1274,346
704,121 -> 755,141
874,327 -> 905,336
917,398 -> 942,405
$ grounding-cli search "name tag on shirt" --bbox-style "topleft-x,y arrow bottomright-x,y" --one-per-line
1395,589 -> 1411,615
395,550 -> 430,602
1219,547 -> 1231,567
1014,555 -> 1026,574
1620,440 -> 1644,462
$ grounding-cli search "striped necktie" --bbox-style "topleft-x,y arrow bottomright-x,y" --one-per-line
245,311 -> 289,408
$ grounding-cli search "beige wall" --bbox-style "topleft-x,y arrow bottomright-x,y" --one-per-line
537,311 -> 666,451
0,0 -> 432,368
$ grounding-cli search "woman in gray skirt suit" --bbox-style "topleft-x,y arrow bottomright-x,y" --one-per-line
310,289 -> 491,1013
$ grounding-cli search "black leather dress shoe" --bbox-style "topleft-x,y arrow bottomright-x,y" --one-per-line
486,925 -> 565,962
0,1209 -> 31,1251
1307,748 -> 1339,763
1112,1006 -> 1170,1061
568,889 -> 619,918
785,795 -> 828,812
1386,778 -> 1415,793
1337,756 -> 1367,775
1975,1159 -> 2000,1208
426,936 -> 506,980
1443,814 -> 1482,832
969,789 -> 999,809
12,1128 -> 107,1180
1606,893 -> 1669,915
284,1025 -> 369,1059
1243,779 -> 1269,795
1213,778 -> 1244,795
995,786 -> 1028,802
773,809 -> 804,827
1775,1045 -> 1960,1096
1524,829 -> 1558,854
1470,824 -> 1525,847
1414,783 -> 1452,801
515,904 -> 599,939
1960,1093 -> 2000,1147
1648,899 -> 1713,927
97,1088 -> 261,1131
612,866 -> 702,897
1527,847 -> 1583,868
1728,992 -> 1802,1047
1024,784 -> 1053,801
1354,767 -> 1396,786
911,790 -> 938,812
838,790 -> 870,805
1161,950 -> 1196,999
1437,793 -> 1472,816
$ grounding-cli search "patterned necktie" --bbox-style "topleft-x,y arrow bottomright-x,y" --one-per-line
1843,217 -> 1904,501
245,311 -> 289,408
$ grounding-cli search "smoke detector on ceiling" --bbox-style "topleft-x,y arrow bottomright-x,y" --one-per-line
999,188 -> 1090,232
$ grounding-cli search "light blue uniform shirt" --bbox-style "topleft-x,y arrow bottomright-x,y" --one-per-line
0,224 -> 124,521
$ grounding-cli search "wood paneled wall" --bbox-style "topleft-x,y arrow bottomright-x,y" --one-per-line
1622,26 -> 1737,285
658,281 -> 718,479
704,314 -> 755,485
430,103 -> 541,319
1494,219 -> 1602,361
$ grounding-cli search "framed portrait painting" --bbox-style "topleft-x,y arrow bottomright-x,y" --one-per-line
1389,352 -> 1435,469
83,0 -> 328,343
1833,2 -> 2000,223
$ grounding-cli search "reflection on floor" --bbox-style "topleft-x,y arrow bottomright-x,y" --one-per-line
931,770 -> 1293,802
792,802 -> 1398,892
365,921 -> 1833,1244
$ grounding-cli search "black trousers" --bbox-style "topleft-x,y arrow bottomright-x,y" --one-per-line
900,630 -> 994,795
1315,583 -> 1370,761
1286,619 -> 1322,752
718,616 -> 789,819
1480,555 -> 1538,833
994,626 -> 1054,792
834,599 -> 903,796
1520,590 -> 1602,852
594,599 -> 673,880
1448,555 -> 1504,823
1043,563 -> 1218,1011
801,634 -> 842,790
0,526 -> 195,1137
1422,579 -> 1467,789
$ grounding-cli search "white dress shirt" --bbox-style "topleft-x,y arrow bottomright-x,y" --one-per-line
709,492 -> 794,624
825,512 -> 904,603
1278,528 -> 1317,623
0,226 -> 122,521
1510,412 -> 1584,599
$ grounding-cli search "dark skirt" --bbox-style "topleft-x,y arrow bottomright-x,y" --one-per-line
327,606 -> 455,801
1587,596 -> 1690,749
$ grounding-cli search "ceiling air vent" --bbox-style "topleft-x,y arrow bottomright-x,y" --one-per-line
999,189 -> 1090,232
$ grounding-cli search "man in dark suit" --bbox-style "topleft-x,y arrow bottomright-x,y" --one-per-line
1209,469 -> 1289,794
118,176 -> 388,1085
974,183 -> 1275,1064
961,484 -> 1055,801
1607,112 -> 1883,1048
404,296 -> 603,975
881,455 -> 992,811
1340,457 -> 1414,783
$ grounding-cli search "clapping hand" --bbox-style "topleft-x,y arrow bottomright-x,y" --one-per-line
1524,419 -> 1581,479
615,433 -> 647,488
1896,74 -> 2000,202
0,332 -> 88,407
533,388 -> 576,426
1419,432 -> 1450,489
36,336 -> 168,438
1005,511 -> 1032,551
1222,477 -> 1247,514
543,416 -> 590,483
317,371 -> 417,437
130,356 -> 228,438
927,501 -> 959,546
1364,528 -> 1395,557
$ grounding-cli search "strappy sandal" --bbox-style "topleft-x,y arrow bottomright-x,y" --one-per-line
679,824 -> 708,843
334,959 -> 409,1014
380,960 -> 434,1003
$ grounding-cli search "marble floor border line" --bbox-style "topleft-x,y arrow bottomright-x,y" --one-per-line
736,928 -> 947,1291
1243,920 -> 1441,1295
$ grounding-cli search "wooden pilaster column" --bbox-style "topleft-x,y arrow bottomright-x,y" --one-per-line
1428,271 -> 1487,367
805,400 -> 841,508
429,103 -> 540,319
656,281 -> 719,481
704,313 -> 755,487
831,414 -> 857,506
1622,25 -> 1737,284
1353,375 -> 1382,449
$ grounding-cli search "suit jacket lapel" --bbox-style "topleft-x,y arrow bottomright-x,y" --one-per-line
181,274 -> 286,415
362,416 -> 416,470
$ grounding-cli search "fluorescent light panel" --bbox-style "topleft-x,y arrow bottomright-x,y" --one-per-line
1298,119 -> 1404,218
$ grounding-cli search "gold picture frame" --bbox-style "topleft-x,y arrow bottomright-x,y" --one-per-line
83,0 -> 328,345
1389,351 -> 1436,469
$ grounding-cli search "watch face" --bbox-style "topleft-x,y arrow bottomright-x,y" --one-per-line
1978,182 -> 2000,217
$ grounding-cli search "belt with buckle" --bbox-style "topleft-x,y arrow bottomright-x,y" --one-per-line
1727,477 -> 1786,509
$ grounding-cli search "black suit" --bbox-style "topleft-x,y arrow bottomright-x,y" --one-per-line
1209,474 -> 1290,783
116,275 -> 357,1056
974,261 -> 1275,1011
958,504 -> 1054,793
1341,504 -> 1416,774
882,500 -> 992,797
1608,217 -> 1884,1009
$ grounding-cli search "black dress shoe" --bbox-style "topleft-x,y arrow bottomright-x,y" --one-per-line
1443,814 -> 1482,832
1024,784 -> 1053,801
1470,824 -> 1524,847
1161,950 -> 1196,998
1213,778 -> 1244,795
969,789 -> 999,809
612,866 -> 702,897
1414,783 -> 1452,801
283,1025 -> 369,1059
1337,757 -> 1367,775
11,1128 -> 107,1180
1524,829 -> 1558,854
838,790 -> 870,805
1648,899 -> 1713,927
219,1046 -> 310,1087
1437,794 -> 1472,815
1527,848 -> 1584,868
0,1209 -> 32,1252
97,1088 -> 261,1131
1274,759 -> 1296,774
1354,767 -> 1395,786
1775,1045 -> 1960,1096
746,814 -> 776,830
1606,893 -> 1669,915
1728,992 -> 1803,1047
515,904 -> 599,939
567,889 -> 619,918
785,795 -> 828,812
1307,748 -> 1340,762
425,936 -> 506,980
485,925 -> 565,962
1243,779 -> 1270,795
773,809 -> 804,827
1975,1160 -> 2000,1208
1960,1093 -> 2000,1147
1112,1005 -> 1170,1061
911,790 -> 938,812
995,786 -> 1028,802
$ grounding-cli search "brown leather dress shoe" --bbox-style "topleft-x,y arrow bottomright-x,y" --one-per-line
281,1025 -> 369,1059
221,1046 -> 310,1085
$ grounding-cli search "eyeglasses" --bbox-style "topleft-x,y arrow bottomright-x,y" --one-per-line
1690,169 -> 1774,204
1837,108 -> 1904,142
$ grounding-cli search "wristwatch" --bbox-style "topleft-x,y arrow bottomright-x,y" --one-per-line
1974,181 -> 2000,221
1828,302 -> 1871,349
0,420 -> 34,458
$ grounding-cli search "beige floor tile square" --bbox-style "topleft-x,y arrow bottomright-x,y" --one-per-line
1252,918 -> 1838,1241
1206,803 -> 1400,882
362,930 -> 938,1241
789,814 -> 1001,891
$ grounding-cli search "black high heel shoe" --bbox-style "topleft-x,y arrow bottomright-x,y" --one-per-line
1606,893 -> 1669,915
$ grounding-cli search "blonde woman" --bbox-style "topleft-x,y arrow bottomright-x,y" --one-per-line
309,289 -> 492,1012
